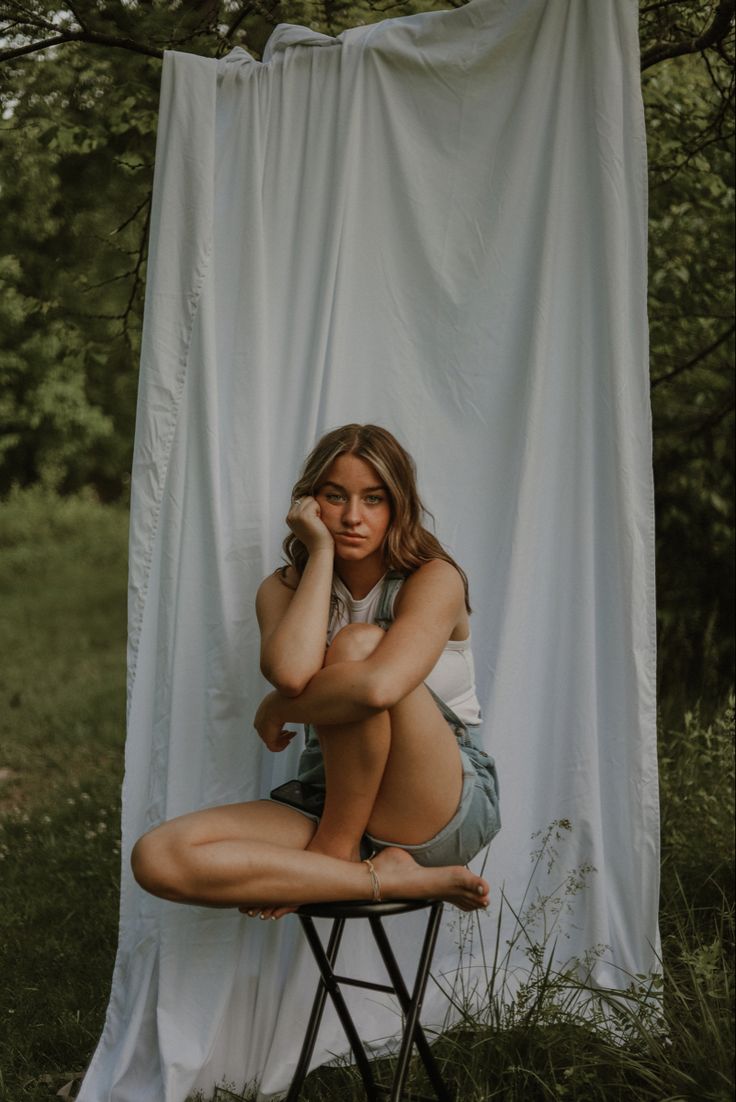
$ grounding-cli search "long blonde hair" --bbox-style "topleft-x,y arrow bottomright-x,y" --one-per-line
281,423 -> 471,612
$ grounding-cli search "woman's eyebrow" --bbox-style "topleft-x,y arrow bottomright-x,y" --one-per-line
320,481 -> 386,493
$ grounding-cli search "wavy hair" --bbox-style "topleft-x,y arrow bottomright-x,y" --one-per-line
280,423 -> 471,612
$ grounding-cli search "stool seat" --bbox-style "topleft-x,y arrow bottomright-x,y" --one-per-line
285,897 -> 453,1102
297,898 -> 439,919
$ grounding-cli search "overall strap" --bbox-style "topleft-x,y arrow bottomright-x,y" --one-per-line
427,685 -> 467,740
373,570 -> 406,630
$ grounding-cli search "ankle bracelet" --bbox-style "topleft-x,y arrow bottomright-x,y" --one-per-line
363,857 -> 381,902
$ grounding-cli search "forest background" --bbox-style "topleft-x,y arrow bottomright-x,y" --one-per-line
0,2 -> 733,1101
0,0 -> 733,708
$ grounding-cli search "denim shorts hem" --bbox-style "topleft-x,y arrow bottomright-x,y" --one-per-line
364,748 -> 500,868
269,745 -> 500,869
264,796 -> 320,825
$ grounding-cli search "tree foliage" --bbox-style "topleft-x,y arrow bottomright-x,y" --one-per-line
640,5 -> 734,703
0,0 -> 733,699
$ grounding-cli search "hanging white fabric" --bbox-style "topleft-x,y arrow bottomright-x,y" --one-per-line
79,1 -> 658,1098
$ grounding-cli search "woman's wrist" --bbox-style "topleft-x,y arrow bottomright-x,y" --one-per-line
264,690 -> 288,724
268,664 -> 377,726
303,540 -> 335,560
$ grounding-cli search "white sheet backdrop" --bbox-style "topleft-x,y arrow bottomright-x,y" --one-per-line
79,1 -> 658,1098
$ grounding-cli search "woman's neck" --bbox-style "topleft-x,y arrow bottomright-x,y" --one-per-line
334,557 -> 387,601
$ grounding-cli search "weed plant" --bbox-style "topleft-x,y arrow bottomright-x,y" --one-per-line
0,490 -> 733,1101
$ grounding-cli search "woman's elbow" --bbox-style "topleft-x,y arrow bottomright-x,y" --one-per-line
361,673 -> 403,713
274,679 -> 305,698
260,660 -> 308,698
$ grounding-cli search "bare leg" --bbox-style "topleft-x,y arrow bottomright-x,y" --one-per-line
130,799 -> 489,913
252,623 -> 465,918
308,624 -> 392,862
309,623 -> 464,860
132,624 -> 486,916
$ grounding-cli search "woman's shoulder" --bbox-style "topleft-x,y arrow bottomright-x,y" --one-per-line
395,559 -> 465,602
412,557 -> 464,582
256,566 -> 299,608
396,560 -> 470,638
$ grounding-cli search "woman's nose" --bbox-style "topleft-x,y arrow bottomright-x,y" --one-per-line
342,497 -> 361,525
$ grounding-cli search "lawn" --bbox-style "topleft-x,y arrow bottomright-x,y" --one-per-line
0,490 -> 732,1101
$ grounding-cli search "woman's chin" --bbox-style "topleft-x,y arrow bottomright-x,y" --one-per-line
335,545 -> 368,560
334,543 -> 381,564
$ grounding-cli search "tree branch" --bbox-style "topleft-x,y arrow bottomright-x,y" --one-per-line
640,0 -> 685,15
685,398 -> 735,438
64,2 -> 87,31
651,323 -> 736,389
641,0 -> 735,71
223,3 -> 252,38
649,128 -> 736,190
121,197 -> 152,334
0,28 -> 164,63
110,194 -> 151,238
0,33 -> 76,61
4,0 -> 60,33
81,268 -> 138,293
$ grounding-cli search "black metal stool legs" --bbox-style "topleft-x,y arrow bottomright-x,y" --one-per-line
284,916 -> 357,1102
287,914 -> 383,1101
285,900 -> 454,1102
369,904 -> 452,1102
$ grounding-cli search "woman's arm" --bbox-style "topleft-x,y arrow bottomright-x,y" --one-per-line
256,559 -> 465,738
257,497 -> 335,696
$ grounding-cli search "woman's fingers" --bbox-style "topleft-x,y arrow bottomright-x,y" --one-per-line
286,495 -> 333,552
253,692 -> 297,752
274,728 -> 296,752
259,728 -> 294,753
286,495 -> 318,527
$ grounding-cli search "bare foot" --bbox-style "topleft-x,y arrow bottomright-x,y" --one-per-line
372,847 -> 489,912
237,845 -> 488,919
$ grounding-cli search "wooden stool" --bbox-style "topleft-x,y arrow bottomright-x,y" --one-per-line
285,898 -> 453,1102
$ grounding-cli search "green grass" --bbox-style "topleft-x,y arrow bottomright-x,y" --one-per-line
0,489 -> 733,1102
0,488 -> 127,1102
0,487 -> 127,813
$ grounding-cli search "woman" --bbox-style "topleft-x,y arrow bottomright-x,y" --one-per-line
132,424 -> 500,916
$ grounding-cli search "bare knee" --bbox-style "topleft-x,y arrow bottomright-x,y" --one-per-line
131,826 -> 189,902
325,622 -> 384,666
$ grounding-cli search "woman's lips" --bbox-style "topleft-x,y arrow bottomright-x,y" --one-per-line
336,533 -> 365,541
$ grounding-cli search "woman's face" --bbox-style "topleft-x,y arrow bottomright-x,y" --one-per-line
315,453 -> 392,564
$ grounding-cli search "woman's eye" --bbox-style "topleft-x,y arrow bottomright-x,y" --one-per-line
365,495 -> 384,505
325,493 -> 344,502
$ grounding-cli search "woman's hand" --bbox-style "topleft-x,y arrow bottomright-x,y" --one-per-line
254,691 -> 297,753
286,495 -> 333,555
255,495 -> 335,695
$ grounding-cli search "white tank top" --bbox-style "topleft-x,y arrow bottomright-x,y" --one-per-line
328,573 -> 482,726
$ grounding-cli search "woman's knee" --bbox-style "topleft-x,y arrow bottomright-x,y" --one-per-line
131,825 -> 188,901
325,622 -> 384,666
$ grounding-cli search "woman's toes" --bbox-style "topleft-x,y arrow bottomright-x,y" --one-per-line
239,903 -> 297,920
